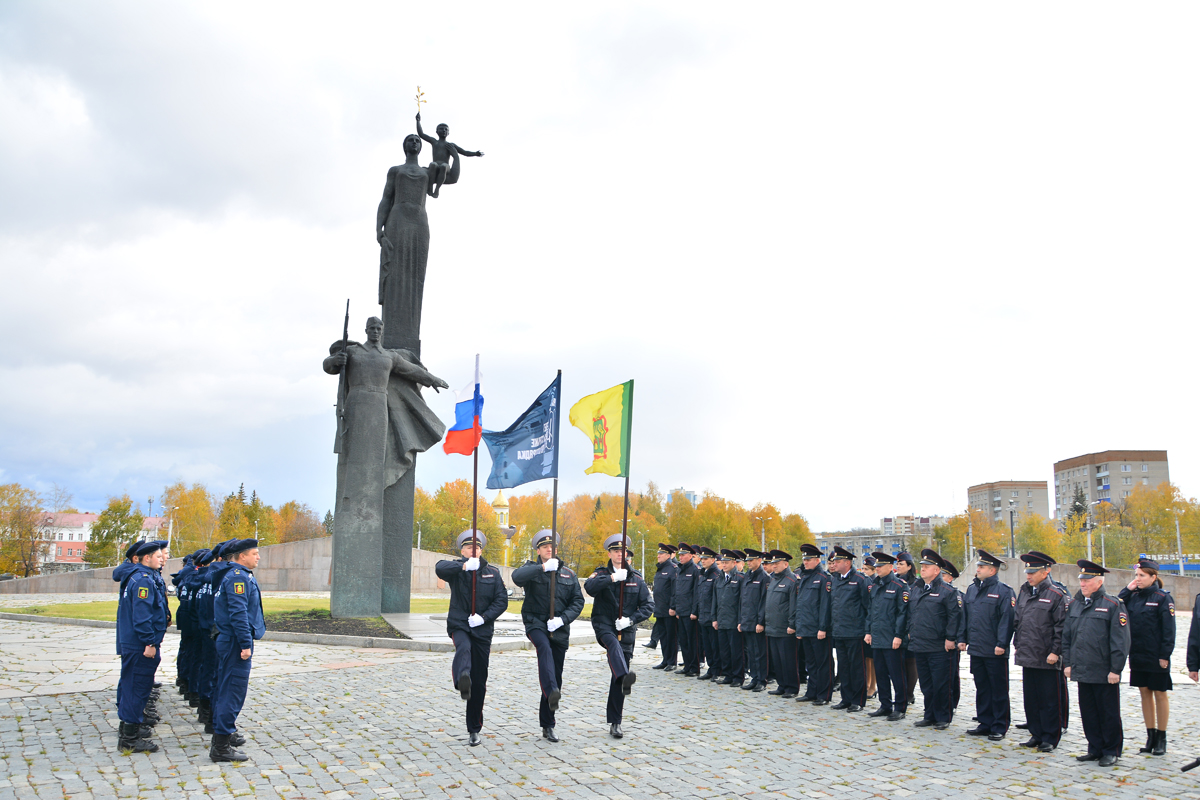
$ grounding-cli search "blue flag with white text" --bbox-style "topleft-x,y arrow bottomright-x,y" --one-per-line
482,375 -> 560,489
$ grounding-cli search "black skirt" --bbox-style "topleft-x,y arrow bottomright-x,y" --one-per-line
1130,669 -> 1173,692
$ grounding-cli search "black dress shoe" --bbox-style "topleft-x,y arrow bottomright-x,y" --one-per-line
988,733 -> 1005,741
781,692 -> 797,698
886,712 -> 906,722
1015,722 -> 1029,730
830,701 -> 851,710
934,722 -> 950,730
966,727 -> 990,736
1019,737 -> 1040,748
811,698 -> 829,706
153,682 -> 162,689
867,708 -> 890,718
866,692 -> 877,700
728,680 -> 744,689
621,672 -> 637,696
542,727 -> 559,742
642,642 -> 657,649
913,719 -> 936,728
663,665 -> 676,672
652,662 -> 668,670
971,716 -> 979,722
716,677 -> 733,685
547,689 -> 560,712
1098,754 -> 1117,767
740,681 -> 757,690
750,682 -> 765,692
1075,752 -> 1101,762
699,670 -> 717,680
1037,742 -> 1056,753
795,695 -> 814,702
847,705 -> 863,713
768,688 -> 787,696
468,732 -> 481,747
458,673 -> 472,702
609,723 -> 623,739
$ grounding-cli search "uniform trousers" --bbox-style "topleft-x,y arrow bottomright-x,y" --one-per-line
677,616 -> 700,673
872,647 -> 907,713
195,635 -> 218,700
451,629 -> 492,734
1059,671 -> 1071,729
904,651 -> 918,705
914,650 -> 952,723
176,630 -> 192,686
647,617 -> 663,646
213,636 -> 252,735
527,628 -> 568,728
801,637 -> 834,701
767,636 -> 799,693
656,616 -> 678,666
970,655 -> 1010,734
743,630 -> 768,683
1023,667 -> 1063,746
595,624 -> 635,723
117,649 -> 161,724
1077,682 -> 1123,756
950,649 -> 962,712
699,623 -> 720,674
717,628 -> 743,681
796,635 -> 808,683
834,638 -> 867,706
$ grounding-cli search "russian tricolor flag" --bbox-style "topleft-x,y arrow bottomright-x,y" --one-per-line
443,354 -> 483,455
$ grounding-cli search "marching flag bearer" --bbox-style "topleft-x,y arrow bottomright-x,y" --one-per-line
435,530 -> 508,747
211,539 -> 266,762
513,530 -> 585,743
116,541 -> 169,753
585,534 -> 654,738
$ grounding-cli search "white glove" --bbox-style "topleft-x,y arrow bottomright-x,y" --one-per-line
542,558 -> 559,572
468,614 -> 485,628
610,569 -> 628,582
615,617 -> 632,630
547,616 -> 564,632
463,557 -> 480,571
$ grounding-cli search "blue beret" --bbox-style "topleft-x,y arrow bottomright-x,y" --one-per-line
136,540 -> 165,557
224,538 -> 259,556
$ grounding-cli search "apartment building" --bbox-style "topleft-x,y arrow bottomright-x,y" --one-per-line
1053,450 -> 1169,516
967,481 -> 1050,523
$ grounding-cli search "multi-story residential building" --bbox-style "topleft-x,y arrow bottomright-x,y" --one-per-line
816,516 -> 947,561
666,487 -> 699,506
967,481 -> 1050,524
1053,450 -> 1170,516
41,514 -> 167,573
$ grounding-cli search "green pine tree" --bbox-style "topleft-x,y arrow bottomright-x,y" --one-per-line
323,510 -> 334,535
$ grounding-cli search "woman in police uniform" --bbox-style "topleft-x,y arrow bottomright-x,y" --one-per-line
1117,557 -> 1175,756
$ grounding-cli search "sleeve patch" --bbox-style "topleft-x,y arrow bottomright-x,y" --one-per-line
234,583 -> 245,595
137,587 -> 149,599
1119,612 -> 1128,626
1170,604 -> 1175,616
1011,597 -> 1016,607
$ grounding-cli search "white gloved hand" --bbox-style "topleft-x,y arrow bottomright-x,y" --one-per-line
468,614 -> 485,628
610,568 -> 628,582
547,616 -> 564,632
463,557 -> 480,571
615,617 -> 632,630
542,558 -> 559,572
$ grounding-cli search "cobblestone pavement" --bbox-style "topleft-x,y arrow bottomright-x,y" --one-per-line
1,618 -> 1199,800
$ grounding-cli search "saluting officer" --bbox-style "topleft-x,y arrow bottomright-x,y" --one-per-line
1062,559 -> 1130,767
115,541 -> 169,753
738,548 -> 770,691
672,543 -> 701,676
1118,557 -> 1175,756
764,550 -> 799,697
1013,550 -> 1069,752
828,546 -> 870,711
714,549 -> 744,686
435,530 -> 509,747
694,546 -> 721,680
211,538 -> 265,762
908,549 -> 961,730
791,543 -> 833,705
584,533 -> 654,739
512,530 -> 585,742
962,550 -> 1015,740
865,552 -> 908,720
651,543 -> 679,670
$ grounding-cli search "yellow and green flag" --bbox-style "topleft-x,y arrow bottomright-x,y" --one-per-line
568,380 -> 633,477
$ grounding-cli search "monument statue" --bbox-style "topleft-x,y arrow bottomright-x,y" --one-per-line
323,316 -> 448,617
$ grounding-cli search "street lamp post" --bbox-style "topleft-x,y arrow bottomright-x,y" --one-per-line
1008,501 -> 1017,558
1175,511 -> 1185,576
753,515 -> 772,552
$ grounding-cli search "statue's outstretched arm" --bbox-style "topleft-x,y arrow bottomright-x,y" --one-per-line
391,352 -> 449,391
452,142 -> 483,157
415,115 -> 437,145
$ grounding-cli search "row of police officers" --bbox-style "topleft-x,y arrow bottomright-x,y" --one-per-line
114,537 -> 265,761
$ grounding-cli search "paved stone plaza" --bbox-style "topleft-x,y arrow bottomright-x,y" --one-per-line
1,617 -> 1198,800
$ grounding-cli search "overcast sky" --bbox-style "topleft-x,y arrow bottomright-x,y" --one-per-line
2,2 -> 1198,530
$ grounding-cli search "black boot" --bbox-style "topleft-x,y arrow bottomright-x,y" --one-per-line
137,724 -> 155,739
1153,729 -> 1166,756
209,733 -> 248,762
1139,727 -> 1156,754
118,722 -> 158,753
542,726 -> 559,742
609,723 -> 623,739
229,731 -> 247,747
621,672 -> 637,696
198,698 -> 212,724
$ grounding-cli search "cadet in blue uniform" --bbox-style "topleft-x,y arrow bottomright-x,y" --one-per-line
764,550 -> 799,696
694,546 -> 721,680
791,543 -> 833,705
195,541 -> 236,732
672,543 -> 701,676
435,530 -> 509,747
962,550 -> 1015,740
1117,558 -> 1175,756
1062,559 -> 1130,767
651,544 -> 679,670
113,540 -> 147,715
172,553 -> 197,698
584,533 -> 654,738
908,549 -> 962,730
828,546 -> 870,711
512,530 -> 585,742
211,538 -> 266,762
714,549 -> 744,686
865,552 -> 908,720
738,548 -> 770,691
116,541 -> 169,752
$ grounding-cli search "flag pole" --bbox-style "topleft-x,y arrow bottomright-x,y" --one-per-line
618,380 -> 635,619
470,353 -> 480,616
548,369 -> 561,619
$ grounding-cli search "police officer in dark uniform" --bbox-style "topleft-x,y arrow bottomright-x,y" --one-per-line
1062,559 -> 1130,767
865,552 -> 908,721
211,538 -> 266,762
893,551 -> 920,706
1118,558 -> 1176,756
115,541 -> 169,752
651,544 -> 679,670
1013,550 -> 1069,752
738,548 -> 770,691
512,529 -> 585,742
694,546 -> 721,680
828,546 -> 870,711
435,530 -> 509,746
941,560 -> 966,720
764,550 -> 798,697
672,543 -> 701,676
791,543 -> 833,705
714,549 -> 744,686
962,549 -> 1015,740
584,533 -> 654,739
908,549 -> 961,730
